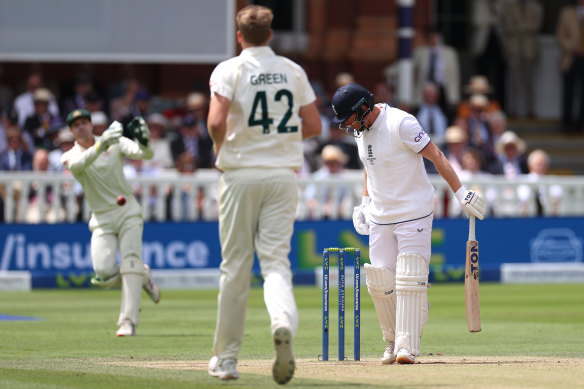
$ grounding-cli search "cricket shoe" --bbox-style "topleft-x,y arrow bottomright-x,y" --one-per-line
208,356 -> 239,380
381,341 -> 396,365
272,327 -> 295,385
116,319 -> 135,337
143,264 -> 161,303
396,348 -> 415,364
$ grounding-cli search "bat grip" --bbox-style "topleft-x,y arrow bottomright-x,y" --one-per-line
468,215 -> 476,241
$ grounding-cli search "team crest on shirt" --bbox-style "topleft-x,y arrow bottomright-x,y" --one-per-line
367,144 -> 376,165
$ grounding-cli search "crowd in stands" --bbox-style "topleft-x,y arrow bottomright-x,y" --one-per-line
2,0 -> 582,221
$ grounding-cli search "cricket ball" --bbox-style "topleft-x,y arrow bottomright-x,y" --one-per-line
116,195 -> 126,206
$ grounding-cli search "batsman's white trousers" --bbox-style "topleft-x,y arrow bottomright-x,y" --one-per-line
213,168 -> 299,360
368,214 -> 433,271
89,198 -> 145,325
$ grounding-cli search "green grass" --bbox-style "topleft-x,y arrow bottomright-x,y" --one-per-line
0,283 -> 583,388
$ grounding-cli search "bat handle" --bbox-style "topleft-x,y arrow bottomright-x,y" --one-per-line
468,215 -> 476,241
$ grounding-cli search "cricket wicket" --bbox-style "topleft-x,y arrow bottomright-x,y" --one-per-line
321,247 -> 360,361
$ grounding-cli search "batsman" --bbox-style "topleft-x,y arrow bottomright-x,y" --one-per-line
330,84 -> 485,364
62,109 -> 161,337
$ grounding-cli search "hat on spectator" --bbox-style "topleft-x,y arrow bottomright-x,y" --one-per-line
91,111 -> 108,126
57,127 -> 75,144
33,88 -> 52,102
182,114 -> 197,127
321,145 -> 348,165
445,126 -> 468,143
66,108 -> 91,126
465,76 -> 492,94
496,131 -> 526,155
335,72 -> 355,88
147,113 -> 168,129
187,92 -> 207,110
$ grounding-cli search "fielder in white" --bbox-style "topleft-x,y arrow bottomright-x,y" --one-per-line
206,5 -> 321,384
61,108 -> 161,337
330,83 -> 486,364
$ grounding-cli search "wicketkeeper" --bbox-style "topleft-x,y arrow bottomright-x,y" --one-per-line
331,83 -> 485,364
61,108 -> 161,337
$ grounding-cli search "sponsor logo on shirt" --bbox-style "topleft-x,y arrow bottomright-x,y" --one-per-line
414,130 -> 427,143
367,144 -> 376,165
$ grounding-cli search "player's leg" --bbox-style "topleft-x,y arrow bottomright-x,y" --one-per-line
209,171 -> 258,380
89,219 -> 120,289
393,215 -> 432,363
368,223 -> 399,364
116,211 -> 147,336
255,170 -> 298,385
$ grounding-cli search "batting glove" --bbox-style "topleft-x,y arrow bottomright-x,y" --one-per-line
352,196 -> 371,235
128,116 -> 150,146
95,121 -> 122,153
454,187 -> 486,220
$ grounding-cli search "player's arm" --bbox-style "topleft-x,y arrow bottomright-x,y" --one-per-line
119,137 -> 154,160
421,141 -> 485,219
207,93 -> 230,155
420,141 -> 462,193
299,102 -> 321,139
62,122 -> 123,174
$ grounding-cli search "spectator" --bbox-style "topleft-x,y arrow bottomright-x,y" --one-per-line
413,25 -> 461,119
166,152 -> 205,220
84,91 -> 105,114
556,0 -> 584,133
91,111 -> 109,136
464,94 -> 496,167
26,149 -> 66,223
373,81 -> 397,106
13,71 -> 60,128
415,82 -> 449,150
0,127 -> 33,171
303,145 -> 354,219
471,0 -> 507,109
143,113 -> 173,172
61,73 -> 96,115
486,110 -> 507,147
334,72 -> 355,89
456,75 -> 501,120
109,77 -> 140,122
22,88 -> 61,150
170,114 -> 214,169
319,121 -> 361,170
442,125 -> 469,176
120,88 -> 153,138
454,147 -> 496,217
185,91 -> 210,139
518,149 -> 563,216
48,127 -> 75,172
488,131 -> 529,178
501,0 -> 543,118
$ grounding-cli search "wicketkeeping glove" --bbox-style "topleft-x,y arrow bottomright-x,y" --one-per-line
352,196 -> 371,235
128,116 -> 150,146
95,121 -> 122,153
454,187 -> 486,220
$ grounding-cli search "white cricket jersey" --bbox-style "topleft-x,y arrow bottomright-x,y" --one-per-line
356,104 -> 435,224
61,137 -> 153,213
209,46 -> 316,170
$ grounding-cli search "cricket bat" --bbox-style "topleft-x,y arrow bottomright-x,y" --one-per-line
465,215 -> 481,332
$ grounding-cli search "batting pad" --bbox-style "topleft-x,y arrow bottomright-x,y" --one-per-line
395,252 -> 429,356
364,264 -> 397,342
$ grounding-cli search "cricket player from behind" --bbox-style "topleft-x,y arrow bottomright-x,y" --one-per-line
331,83 -> 486,364
61,108 -> 161,337
206,5 -> 321,384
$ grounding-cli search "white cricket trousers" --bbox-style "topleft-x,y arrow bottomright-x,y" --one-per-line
89,198 -> 145,325
213,168 -> 299,360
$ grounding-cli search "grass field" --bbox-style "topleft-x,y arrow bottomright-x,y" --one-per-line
1,283 -> 583,388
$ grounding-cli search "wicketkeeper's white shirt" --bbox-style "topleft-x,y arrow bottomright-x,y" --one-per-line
209,46 -> 316,171
356,104 -> 435,224
61,137 -> 153,213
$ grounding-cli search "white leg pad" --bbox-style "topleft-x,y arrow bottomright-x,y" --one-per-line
395,252 -> 429,357
364,263 -> 397,342
91,272 -> 121,289
117,257 -> 145,326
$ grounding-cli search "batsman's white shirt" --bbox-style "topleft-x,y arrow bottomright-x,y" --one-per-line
209,46 -> 315,170
62,137 -> 153,213
357,104 -> 434,224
